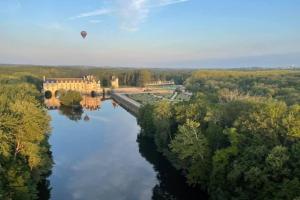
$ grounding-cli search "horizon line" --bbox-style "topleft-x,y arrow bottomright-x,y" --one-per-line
0,63 -> 299,70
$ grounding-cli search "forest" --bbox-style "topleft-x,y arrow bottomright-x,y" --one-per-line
0,65 -> 192,86
1,66 -> 300,199
138,69 -> 300,199
0,73 -> 52,200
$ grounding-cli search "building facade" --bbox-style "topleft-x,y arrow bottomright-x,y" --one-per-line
111,76 -> 119,89
43,75 -> 101,97
145,80 -> 175,87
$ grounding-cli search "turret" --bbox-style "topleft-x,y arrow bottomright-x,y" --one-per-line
111,76 -> 119,89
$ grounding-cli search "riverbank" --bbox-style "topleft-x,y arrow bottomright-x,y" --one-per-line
111,92 -> 141,115
0,75 -> 52,200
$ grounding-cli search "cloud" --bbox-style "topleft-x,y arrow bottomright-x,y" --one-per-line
119,0 -> 189,31
68,0 -> 189,31
69,8 -> 112,20
157,0 -> 189,7
88,115 -> 110,122
117,0 -> 149,31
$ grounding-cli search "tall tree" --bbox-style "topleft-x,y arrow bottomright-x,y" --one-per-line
138,70 -> 151,87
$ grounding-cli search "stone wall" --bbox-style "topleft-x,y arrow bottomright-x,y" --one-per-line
111,93 -> 141,115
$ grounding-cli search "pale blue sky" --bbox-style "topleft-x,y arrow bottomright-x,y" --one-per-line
0,0 -> 299,68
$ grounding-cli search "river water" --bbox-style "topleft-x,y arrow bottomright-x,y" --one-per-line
46,99 -> 205,200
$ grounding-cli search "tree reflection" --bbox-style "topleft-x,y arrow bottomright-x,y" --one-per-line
37,156 -> 53,200
37,176 -> 52,200
45,95 -> 101,112
36,139 -> 53,200
137,134 -> 208,200
58,106 -> 83,121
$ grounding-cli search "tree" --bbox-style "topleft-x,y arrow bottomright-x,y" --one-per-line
170,120 -> 210,185
136,69 -> 300,199
0,75 -> 52,200
153,101 -> 173,153
236,100 -> 300,145
59,90 -> 82,107
138,104 -> 156,137
265,146 -> 290,181
137,70 -> 151,87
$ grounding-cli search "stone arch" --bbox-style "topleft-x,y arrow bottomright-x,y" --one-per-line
55,90 -> 62,98
44,90 -> 52,99
91,91 -> 97,97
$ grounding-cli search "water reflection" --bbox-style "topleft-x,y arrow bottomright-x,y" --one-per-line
112,100 -> 118,109
44,99 -> 206,200
44,95 -> 102,110
59,106 -> 84,121
47,100 -> 157,200
137,135 -> 208,200
45,95 -> 104,121
37,168 -> 53,200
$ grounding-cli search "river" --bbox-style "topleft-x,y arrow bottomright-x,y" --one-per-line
45,99 -> 205,200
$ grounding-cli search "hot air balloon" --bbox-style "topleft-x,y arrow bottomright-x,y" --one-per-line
81,31 -> 87,39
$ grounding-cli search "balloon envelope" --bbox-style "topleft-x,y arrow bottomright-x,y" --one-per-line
81,31 -> 87,39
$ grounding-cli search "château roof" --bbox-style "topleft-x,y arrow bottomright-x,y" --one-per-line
45,78 -> 83,81
44,75 -> 99,83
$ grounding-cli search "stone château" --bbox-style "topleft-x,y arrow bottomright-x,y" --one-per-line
111,76 -> 119,89
43,75 -> 101,97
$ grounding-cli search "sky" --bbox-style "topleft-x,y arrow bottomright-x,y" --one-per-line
0,0 -> 300,68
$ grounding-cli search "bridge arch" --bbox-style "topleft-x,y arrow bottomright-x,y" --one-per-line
54,90 -> 62,98
91,91 -> 96,97
44,90 -> 52,99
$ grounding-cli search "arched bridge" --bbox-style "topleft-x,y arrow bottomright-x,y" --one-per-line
43,75 -> 102,98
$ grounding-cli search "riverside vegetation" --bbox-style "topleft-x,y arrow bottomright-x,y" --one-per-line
59,90 -> 83,108
138,69 -> 300,200
0,67 -> 299,199
0,74 -> 52,200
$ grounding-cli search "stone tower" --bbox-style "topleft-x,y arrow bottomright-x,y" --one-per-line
111,76 -> 119,89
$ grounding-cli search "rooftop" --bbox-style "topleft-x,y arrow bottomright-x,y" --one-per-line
44,75 -> 99,83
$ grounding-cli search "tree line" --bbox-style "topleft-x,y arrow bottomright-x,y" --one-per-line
0,66 -> 193,87
185,69 -> 300,105
138,69 -> 300,200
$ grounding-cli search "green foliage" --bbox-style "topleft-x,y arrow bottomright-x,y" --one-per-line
236,100 -> 300,145
186,69 -> 300,105
58,106 -> 84,121
152,101 -> 173,153
0,65 -> 192,87
138,69 -> 300,200
0,75 -> 52,200
138,104 -> 156,137
59,90 -> 83,107
137,69 -> 152,86
170,120 -> 210,185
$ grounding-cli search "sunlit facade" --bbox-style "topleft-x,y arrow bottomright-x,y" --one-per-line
43,75 -> 101,96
